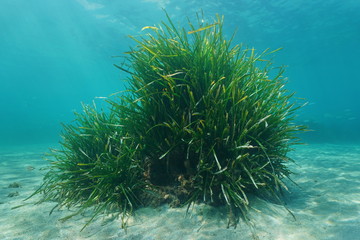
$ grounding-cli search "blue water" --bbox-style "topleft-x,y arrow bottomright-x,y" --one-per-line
1,0 -> 359,145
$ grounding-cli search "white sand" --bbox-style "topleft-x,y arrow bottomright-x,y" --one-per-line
0,143 -> 359,240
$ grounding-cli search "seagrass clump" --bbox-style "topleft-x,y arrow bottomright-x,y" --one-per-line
31,13 -> 305,229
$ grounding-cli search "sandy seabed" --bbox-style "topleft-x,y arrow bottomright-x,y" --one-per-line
0,143 -> 359,240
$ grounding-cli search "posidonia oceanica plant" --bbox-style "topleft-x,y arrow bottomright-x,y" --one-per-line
30,12 -> 306,230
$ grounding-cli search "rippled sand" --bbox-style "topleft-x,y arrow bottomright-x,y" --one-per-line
0,143 -> 359,240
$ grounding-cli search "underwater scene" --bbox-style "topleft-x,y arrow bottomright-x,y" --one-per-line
0,0 -> 359,239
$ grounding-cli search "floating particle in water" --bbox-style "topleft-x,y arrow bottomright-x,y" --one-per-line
26,166 -> 35,171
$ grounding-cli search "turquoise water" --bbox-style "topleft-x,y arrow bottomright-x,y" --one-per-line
1,0 -> 359,145
1,1 -> 360,239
